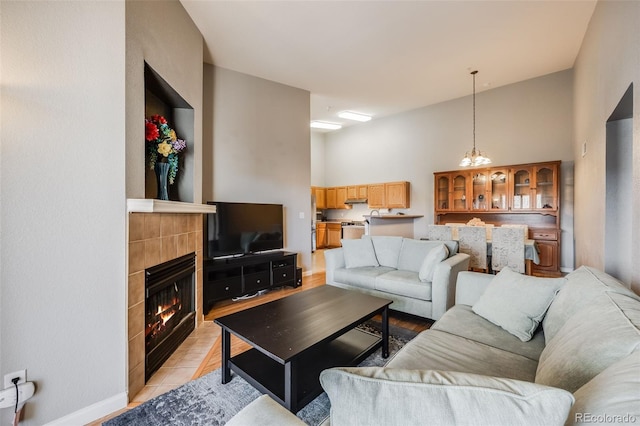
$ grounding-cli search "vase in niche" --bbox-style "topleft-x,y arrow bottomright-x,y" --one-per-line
155,162 -> 170,200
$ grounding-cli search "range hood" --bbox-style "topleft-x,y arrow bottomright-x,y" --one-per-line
344,198 -> 368,204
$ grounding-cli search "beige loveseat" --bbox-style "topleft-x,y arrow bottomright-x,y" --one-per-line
228,266 -> 640,425
324,236 -> 470,320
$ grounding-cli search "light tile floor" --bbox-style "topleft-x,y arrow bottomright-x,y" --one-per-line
131,320 -> 221,403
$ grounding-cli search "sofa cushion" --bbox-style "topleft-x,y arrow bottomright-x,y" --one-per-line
567,351 -> 640,426
536,292 -> 640,393
432,305 -> 546,361
386,329 -> 538,382
419,244 -> 449,282
472,268 -> 566,342
341,238 -> 379,268
543,266 -> 640,344
320,367 -> 573,426
397,239 -> 449,273
333,266 -> 393,290
374,270 -> 432,301
369,236 -> 403,268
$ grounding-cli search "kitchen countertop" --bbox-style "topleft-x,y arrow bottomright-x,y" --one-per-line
363,215 -> 424,219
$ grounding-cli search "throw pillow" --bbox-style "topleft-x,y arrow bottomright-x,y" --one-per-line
320,367 -> 574,426
471,267 -> 566,342
418,244 -> 449,282
341,238 -> 379,269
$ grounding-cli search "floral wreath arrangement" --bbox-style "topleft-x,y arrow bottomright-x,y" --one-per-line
145,115 -> 187,184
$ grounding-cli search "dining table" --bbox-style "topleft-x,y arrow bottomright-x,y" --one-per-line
423,237 -> 540,275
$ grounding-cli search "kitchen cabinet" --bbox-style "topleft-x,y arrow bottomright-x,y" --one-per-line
316,222 -> 327,249
347,185 -> 368,199
385,181 -> 410,209
315,181 -> 406,210
326,223 -> 342,248
324,187 -> 350,209
312,186 -> 326,210
434,160 -> 561,276
336,187 -> 350,208
325,188 -> 337,209
367,184 -> 386,208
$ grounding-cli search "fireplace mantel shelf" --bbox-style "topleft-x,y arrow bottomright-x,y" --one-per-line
127,199 -> 216,214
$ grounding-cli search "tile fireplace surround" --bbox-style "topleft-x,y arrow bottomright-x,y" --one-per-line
127,209 -> 205,401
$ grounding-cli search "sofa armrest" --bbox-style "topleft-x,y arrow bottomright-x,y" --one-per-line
430,253 -> 470,320
324,247 -> 345,285
226,395 -> 306,426
455,271 -> 495,306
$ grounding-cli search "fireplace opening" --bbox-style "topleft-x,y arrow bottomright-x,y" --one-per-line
145,252 -> 196,381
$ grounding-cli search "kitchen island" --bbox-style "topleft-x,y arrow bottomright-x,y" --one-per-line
363,214 -> 423,238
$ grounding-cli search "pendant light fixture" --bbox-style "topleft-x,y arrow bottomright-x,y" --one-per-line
459,70 -> 491,167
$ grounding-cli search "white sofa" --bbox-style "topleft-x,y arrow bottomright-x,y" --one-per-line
228,266 -> 640,426
324,236 -> 470,321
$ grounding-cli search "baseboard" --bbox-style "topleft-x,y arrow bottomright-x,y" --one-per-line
303,270 -> 313,277
44,392 -> 127,426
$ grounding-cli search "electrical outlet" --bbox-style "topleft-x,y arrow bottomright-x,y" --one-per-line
4,370 -> 26,389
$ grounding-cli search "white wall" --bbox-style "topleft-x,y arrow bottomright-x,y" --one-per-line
321,70 -> 574,269
1,2 -> 126,424
573,0 -> 640,293
310,132 -> 326,187
203,66 -> 312,271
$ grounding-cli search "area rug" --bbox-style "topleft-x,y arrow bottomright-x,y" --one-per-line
104,322 -> 418,425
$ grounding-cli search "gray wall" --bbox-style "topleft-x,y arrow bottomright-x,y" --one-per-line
573,0 -> 640,293
1,0 -> 205,424
320,70 -> 575,270
126,0 -> 204,202
1,2 -> 126,424
203,66 -> 312,271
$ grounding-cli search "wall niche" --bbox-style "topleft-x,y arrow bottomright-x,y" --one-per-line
144,62 -> 194,202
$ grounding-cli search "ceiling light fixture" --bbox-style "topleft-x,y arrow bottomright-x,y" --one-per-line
338,111 -> 372,122
459,70 -> 491,167
310,121 -> 342,130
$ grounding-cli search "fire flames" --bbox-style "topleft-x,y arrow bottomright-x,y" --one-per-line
156,299 -> 181,326
146,286 -> 183,343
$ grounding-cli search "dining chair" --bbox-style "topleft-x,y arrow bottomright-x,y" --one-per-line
500,224 -> 529,240
458,226 -> 488,272
426,225 -> 453,241
491,226 -> 525,273
445,223 -> 465,239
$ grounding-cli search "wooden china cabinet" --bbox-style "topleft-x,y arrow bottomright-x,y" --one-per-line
434,161 -> 561,276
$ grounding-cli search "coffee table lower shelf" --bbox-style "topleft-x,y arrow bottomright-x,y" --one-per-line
229,328 -> 381,412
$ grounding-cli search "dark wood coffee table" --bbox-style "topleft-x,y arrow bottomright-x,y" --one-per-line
214,285 -> 392,412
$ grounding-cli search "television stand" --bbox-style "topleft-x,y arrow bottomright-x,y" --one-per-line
203,251 -> 299,313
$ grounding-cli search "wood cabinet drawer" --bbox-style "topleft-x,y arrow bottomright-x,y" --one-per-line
532,230 -> 558,240
244,271 -> 270,293
210,277 -> 242,301
272,265 -> 295,285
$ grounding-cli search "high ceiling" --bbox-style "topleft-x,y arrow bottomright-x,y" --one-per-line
180,0 -> 596,130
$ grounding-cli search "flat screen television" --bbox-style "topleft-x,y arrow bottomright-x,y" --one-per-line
205,201 -> 284,258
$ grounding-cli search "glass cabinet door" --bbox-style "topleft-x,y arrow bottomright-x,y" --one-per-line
436,175 -> 450,210
534,167 -> 556,210
511,168 -> 532,210
471,172 -> 488,211
489,170 -> 508,210
452,173 -> 468,210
